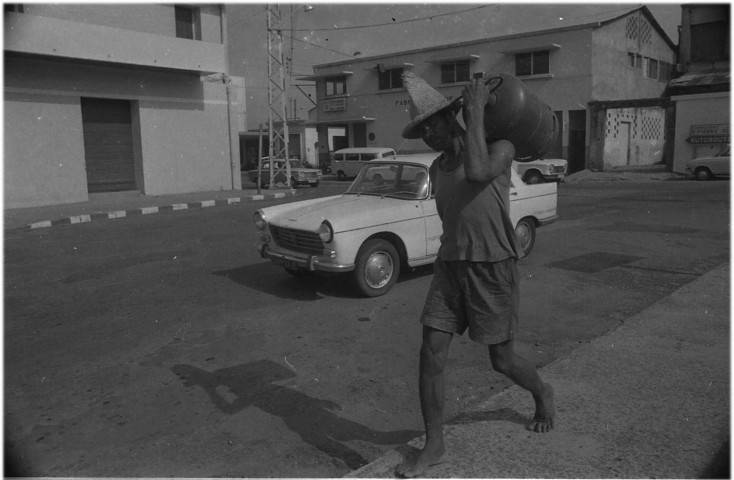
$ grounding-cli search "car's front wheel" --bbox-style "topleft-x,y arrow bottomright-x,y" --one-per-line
337,171 -> 347,181
514,217 -> 536,258
310,181 -> 319,188
694,167 -> 713,181
352,239 -> 400,297
524,170 -> 544,185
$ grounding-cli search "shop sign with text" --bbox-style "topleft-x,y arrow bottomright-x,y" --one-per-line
687,124 -> 730,145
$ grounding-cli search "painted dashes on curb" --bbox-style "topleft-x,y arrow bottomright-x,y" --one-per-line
18,192 -> 296,231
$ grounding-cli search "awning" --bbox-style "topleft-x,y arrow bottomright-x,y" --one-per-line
427,54 -> 480,64
297,71 -> 353,82
304,117 -> 376,126
499,44 -> 561,54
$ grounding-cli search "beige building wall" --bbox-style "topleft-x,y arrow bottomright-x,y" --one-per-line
592,9 -> 676,100
4,5 -> 240,208
304,8 -> 675,171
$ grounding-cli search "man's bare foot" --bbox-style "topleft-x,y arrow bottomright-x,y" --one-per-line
530,382 -> 555,433
395,444 -> 446,478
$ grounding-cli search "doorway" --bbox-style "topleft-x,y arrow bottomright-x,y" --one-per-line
568,110 -> 587,173
81,98 -> 136,192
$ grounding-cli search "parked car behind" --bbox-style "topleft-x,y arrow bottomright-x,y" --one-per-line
331,147 -> 397,180
253,153 -> 558,297
686,145 -> 730,181
513,158 -> 568,184
246,158 -> 321,188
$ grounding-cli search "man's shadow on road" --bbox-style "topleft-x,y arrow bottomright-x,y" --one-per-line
172,360 -> 422,470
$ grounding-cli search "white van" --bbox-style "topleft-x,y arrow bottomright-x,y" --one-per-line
331,147 -> 396,180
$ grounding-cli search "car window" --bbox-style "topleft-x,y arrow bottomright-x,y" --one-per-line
347,163 -> 430,199
347,154 -> 360,161
334,154 -> 345,161
362,154 -> 376,160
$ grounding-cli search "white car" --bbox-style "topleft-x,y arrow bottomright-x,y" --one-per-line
513,159 -> 568,184
331,147 -> 397,180
686,145 -> 730,181
254,153 -> 558,297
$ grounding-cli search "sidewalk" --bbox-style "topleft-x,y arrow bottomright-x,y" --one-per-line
3,186 -> 298,231
347,263 -> 730,478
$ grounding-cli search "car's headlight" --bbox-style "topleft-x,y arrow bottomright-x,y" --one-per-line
254,212 -> 267,230
318,221 -> 333,243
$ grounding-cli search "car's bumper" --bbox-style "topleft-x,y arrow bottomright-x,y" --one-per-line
258,244 -> 354,273
294,178 -> 319,186
542,173 -> 566,181
538,215 -> 558,226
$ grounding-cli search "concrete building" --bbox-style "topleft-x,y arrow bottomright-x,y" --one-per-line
668,4 -> 730,174
4,4 -> 244,209
299,6 -> 676,173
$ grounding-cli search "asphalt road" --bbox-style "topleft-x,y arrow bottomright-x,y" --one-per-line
4,179 -> 729,477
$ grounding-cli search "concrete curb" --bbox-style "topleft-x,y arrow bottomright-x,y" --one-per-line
8,191 -> 296,232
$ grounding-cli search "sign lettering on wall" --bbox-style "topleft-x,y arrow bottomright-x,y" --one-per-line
395,95 -> 456,108
323,98 -> 346,112
687,124 -> 730,145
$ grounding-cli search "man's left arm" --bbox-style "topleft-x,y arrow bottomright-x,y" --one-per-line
462,78 -> 515,183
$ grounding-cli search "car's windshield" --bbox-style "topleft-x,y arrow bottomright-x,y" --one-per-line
346,163 -> 430,199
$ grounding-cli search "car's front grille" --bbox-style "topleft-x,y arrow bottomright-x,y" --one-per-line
270,225 -> 323,255
552,165 -> 567,174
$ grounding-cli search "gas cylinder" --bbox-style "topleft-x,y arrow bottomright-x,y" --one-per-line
462,73 -> 558,162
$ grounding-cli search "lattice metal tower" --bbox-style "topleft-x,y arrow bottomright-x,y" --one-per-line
266,4 -> 291,188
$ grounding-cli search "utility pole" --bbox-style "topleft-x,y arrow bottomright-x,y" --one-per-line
266,3 -> 291,188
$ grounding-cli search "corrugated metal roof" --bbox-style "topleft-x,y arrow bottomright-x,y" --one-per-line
669,71 -> 730,87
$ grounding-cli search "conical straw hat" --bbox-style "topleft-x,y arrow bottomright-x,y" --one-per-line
401,71 -> 461,139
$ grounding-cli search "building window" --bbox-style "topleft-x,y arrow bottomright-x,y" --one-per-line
378,68 -> 404,90
515,50 -> 549,76
175,5 -> 199,40
648,58 -> 658,79
659,61 -> 673,82
628,52 -> 636,67
641,56 -> 650,77
4,4 -> 24,13
691,20 -> 729,62
440,60 -> 471,83
325,76 -> 347,97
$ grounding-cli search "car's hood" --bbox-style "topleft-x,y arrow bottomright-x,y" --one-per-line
263,194 -> 425,233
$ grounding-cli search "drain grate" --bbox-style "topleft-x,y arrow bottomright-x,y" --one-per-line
548,252 -> 644,274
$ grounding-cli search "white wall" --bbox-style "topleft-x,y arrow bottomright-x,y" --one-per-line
671,92 -> 731,173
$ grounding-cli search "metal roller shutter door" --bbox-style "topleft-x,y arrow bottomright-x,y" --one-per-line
81,98 -> 136,193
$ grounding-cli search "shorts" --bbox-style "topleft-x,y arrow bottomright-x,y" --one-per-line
420,257 -> 519,345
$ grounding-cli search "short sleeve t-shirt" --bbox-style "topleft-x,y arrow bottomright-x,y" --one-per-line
435,154 -> 520,262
